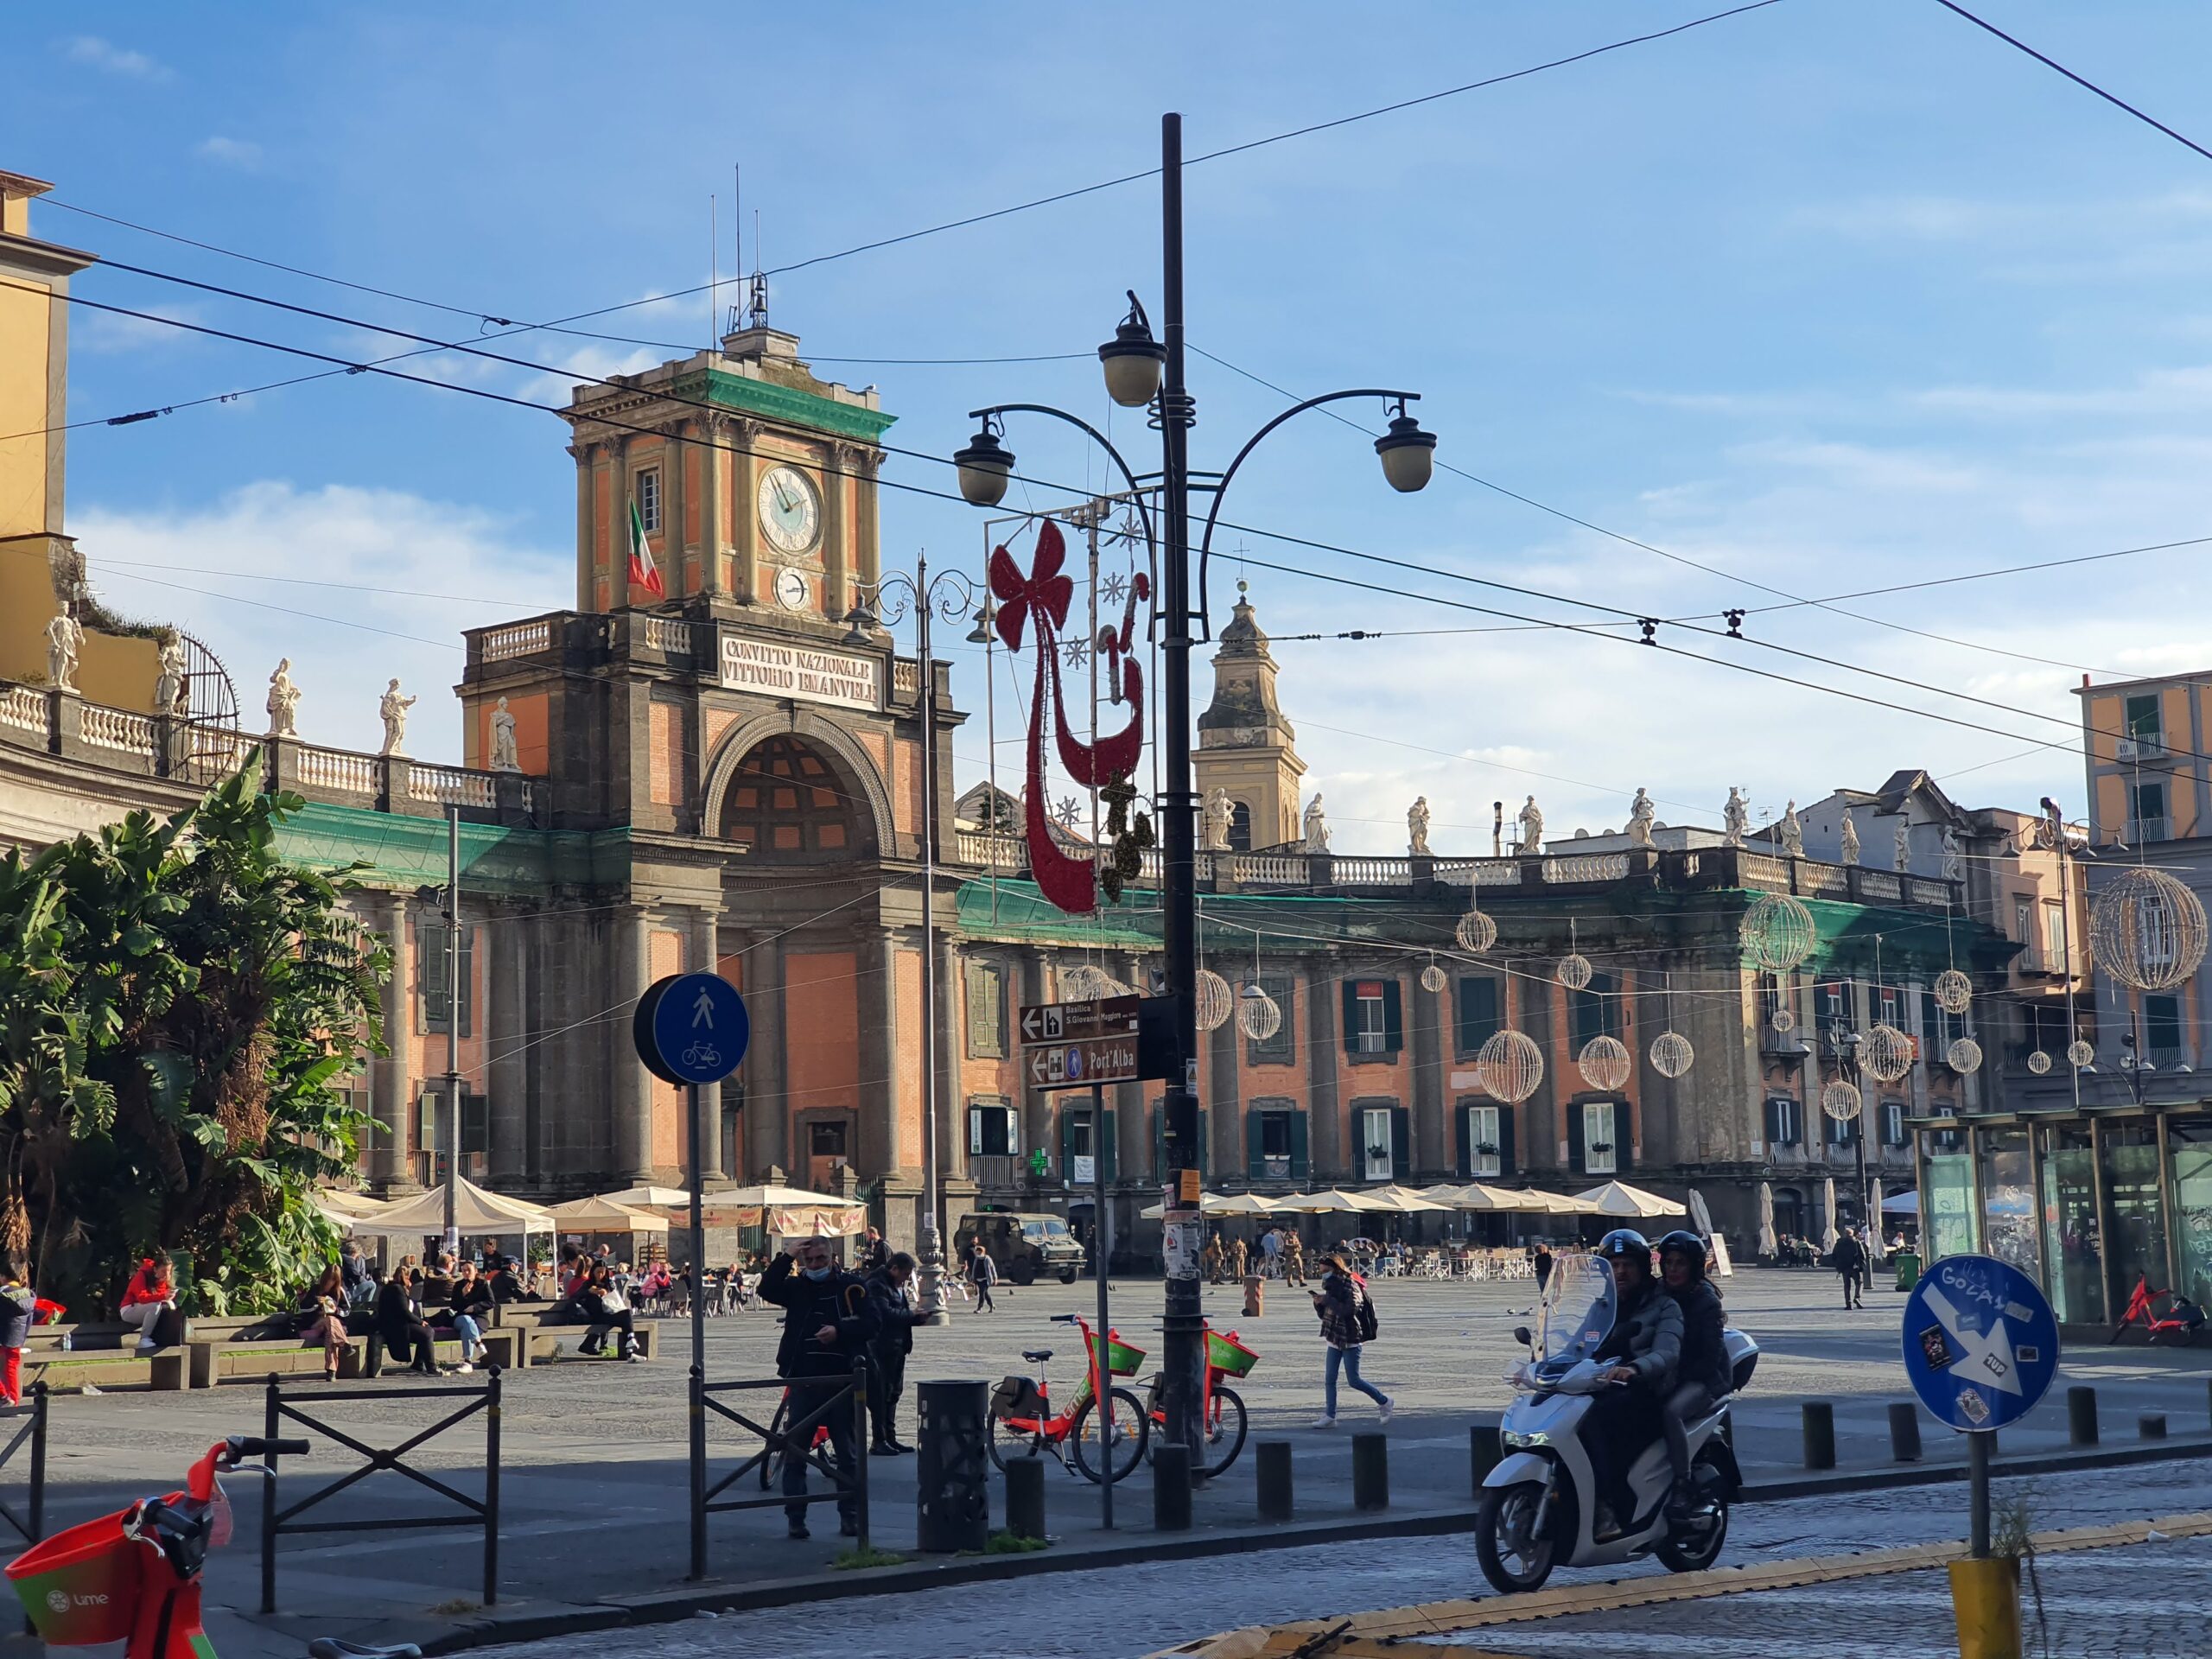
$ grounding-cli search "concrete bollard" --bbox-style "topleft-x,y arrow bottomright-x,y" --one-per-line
2140,1413 -> 2168,1441
1351,1432 -> 1389,1511
916,1380 -> 990,1554
1802,1401 -> 1836,1471
1243,1275 -> 1264,1319
1887,1402 -> 1923,1463
1153,1442 -> 1193,1531
1470,1419 -> 1503,1492
1003,1456 -> 1046,1542
1255,1440 -> 1294,1522
2067,1385 -> 2099,1447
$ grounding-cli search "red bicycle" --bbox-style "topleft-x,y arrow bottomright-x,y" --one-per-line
1142,1321 -> 1255,1478
2109,1274 -> 2206,1345
987,1313 -> 1149,1484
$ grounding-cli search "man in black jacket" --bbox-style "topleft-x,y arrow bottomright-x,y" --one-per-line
864,1251 -> 922,1455
758,1237 -> 880,1539
1831,1227 -> 1868,1309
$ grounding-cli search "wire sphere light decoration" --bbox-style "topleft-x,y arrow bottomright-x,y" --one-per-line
2089,865 -> 2209,992
1770,1006 -> 1796,1034
1946,1036 -> 1984,1074
1478,1029 -> 1545,1104
1740,893 -> 1819,973
1194,968 -> 1233,1033
2067,1038 -> 2095,1070
1649,1030 -> 1695,1079
1861,1022 -> 1916,1084
1821,1079 -> 1863,1121
1237,981 -> 1282,1042
1420,957 -> 1449,994
1454,906 -> 1497,955
2026,1048 -> 2052,1076
1556,952 -> 1594,992
1933,969 -> 1974,1016
1578,1034 -> 1633,1093
1062,963 -> 1128,1001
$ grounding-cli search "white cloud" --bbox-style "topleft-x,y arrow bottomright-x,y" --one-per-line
60,35 -> 171,81
75,302 -> 203,354
195,137 -> 264,170
70,483 -> 566,763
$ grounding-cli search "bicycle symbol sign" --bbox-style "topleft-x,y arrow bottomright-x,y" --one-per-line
634,972 -> 748,1085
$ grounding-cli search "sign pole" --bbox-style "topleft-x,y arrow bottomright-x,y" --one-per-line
1092,1079 -> 1113,1532
687,1077 -> 707,1581
1967,1428 -> 1990,1558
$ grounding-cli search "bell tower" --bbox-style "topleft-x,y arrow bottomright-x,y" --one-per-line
1194,583 -> 1306,851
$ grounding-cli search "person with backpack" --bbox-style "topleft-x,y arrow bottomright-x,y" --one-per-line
1309,1252 -> 1393,1428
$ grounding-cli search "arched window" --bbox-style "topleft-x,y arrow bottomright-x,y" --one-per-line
718,734 -> 875,861
1228,801 -> 1253,852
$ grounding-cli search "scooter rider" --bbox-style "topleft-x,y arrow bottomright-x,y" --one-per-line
1585,1229 -> 1682,1540
1656,1230 -> 1731,1519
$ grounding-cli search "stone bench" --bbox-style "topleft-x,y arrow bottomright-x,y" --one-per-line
495,1307 -> 660,1364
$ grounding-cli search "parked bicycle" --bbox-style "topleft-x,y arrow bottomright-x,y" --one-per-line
2109,1273 -> 2206,1345
987,1313 -> 1149,1484
1142,1320 -> 1255,1478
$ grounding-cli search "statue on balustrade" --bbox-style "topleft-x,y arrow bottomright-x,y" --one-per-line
154,639 -> 188,718
1779,800 -> 1804,859
1722,786 -> 1749,848
1201,785 -> 1232,852
1894,817 -> 1912,873
1626,787 -> 1655,849
490,696 -> 522,772
1302,791 -> 1331,854
1516,794 -> 1544,855
1942,824 -> 1963,880
266,659 -> 301,737
44,611 -> 81,693
1407,796 -> 1432,856
378,677 -> 417,756
1840,808 -> 1860,866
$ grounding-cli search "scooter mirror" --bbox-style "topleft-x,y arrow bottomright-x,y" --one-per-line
1511,1325 -> 1531,1347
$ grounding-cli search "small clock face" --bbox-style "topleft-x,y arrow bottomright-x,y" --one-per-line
758,465 -> 821,554
773,566 -> 810,613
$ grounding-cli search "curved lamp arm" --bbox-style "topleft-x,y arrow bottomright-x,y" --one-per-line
969,403 -> 1159,579
1197,389 -> 1415,641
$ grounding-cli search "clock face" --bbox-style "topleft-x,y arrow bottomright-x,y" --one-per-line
773,566 -> 810,613
757,465 -> 821,554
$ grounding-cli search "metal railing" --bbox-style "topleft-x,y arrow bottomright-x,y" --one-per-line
258,1370 -> 502,1611
0,1384 -> 48,1550
690,1360 -> 869,1578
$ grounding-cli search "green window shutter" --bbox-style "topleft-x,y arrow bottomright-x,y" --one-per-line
1389,1106 -> 1410,1179
1342,981 -> 1359,1054
1454,1103 -> 1471,1179
1456,976 -> 1499,1054
1567,1098 -> 1586,1172
1497,1104 -> 1517,1178
1382,981 -> 1404,1054
459,925 -> 475,1039
1247,1109 -> 1268,1179
1060,1109 -> 1076,1183
1615,1103 -> 1632,1172
1289,1109 -> 1311,1181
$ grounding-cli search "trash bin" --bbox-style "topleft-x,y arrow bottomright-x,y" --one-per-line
1243,1274 -> 1264,1318
1894,1249 -> 1922,1291
8,1511 -> 143,1645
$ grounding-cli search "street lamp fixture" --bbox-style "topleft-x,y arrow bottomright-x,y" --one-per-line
1098,290 -> 1166,409
953,418 -> 1016,508
964,601 -> 995,645
1374,397 -> 1439,493
838,602 -> 878,648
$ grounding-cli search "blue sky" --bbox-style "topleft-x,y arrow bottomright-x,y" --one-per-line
12,2 -> 2212,851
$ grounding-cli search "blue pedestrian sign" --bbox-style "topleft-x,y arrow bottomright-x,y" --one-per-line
1901,1253 -> 2061,1433
633,971 -> 748,1086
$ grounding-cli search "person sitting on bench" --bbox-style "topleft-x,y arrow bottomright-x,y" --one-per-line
575,1266 -> 639,1361
371,1267 -> 443,1376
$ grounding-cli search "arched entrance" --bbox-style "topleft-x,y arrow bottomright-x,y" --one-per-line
717,734 -> 878,861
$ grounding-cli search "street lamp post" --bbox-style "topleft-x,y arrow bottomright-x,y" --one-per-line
842,558 -> 976,1325
950,111 -> 1437,1462
1828,1020 -> 1869,1245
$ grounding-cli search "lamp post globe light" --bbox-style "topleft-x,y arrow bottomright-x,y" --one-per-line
950,112 -> 1437,1463
842,556 -> 977,1325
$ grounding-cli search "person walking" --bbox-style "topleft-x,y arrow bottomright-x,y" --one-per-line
1259,1227 -> 1282,1280
0,1261 -> 35,1406
1203,1232 -> 1226,1286
859,1227 -> 892,1275
1831,1227 -> 1868,1310
1283,1230 -> 1306,1287
1309,1254 -> 1392,1428
967,1240 -> 998,1313
1532,1243 -> 1554,1295
1228,1234 -> 1249,1284
759,1236 -> 880,1540
864,1251 -> 921,1454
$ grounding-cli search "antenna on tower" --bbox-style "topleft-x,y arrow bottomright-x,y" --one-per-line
709,192 -> 718,353
745,207 -> 766,331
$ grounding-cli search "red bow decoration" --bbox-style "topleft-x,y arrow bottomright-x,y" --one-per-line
989,520 -> 1148,916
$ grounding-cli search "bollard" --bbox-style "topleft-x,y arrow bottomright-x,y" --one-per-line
2140,1412 -> 2168,1440
1003,1456 -> 1046,1542
1153,1443 -> 1193,1531
1887,1402 -> 1923,1463
1470,1419 -> 1503,1491
1351,1433 -> 1389,1512
1243,1275 -> 1264,1319
2067,1385 -> 2098,1447
1255,1440 -> 1294,1522
917,1380 -> 991,1554
1801,1401 -> 1836,1471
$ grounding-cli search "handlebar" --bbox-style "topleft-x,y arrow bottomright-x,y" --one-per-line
1049,1313 -> 1077,1324
230,1437 -> 310,1459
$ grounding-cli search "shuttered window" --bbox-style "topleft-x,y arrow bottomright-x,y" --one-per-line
964,960 -> 1006,1058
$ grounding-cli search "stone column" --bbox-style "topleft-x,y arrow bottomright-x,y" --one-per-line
486,904 -> 529,1183
1308,963 -> 1342,1181
613,908 -> 653,1181
660,426 -> 687,600
1411,963 -> 1446,1179
823,444 -> 852,623
690,908 -> 725,1180
856,448 -> 883,589
593,445 -> 619,609
569,442 -> 595,612
747,931 -> 788,1179
1208,994 -> 1240,1179
731,418 -> 760,603
857,929 -> 899,1179
699,416 -> 726,595
936,927 -> 963,1185
367,890 -> 413,1192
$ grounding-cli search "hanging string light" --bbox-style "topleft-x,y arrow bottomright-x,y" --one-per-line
1770,1006 -> 1796,1033
1859,938 -> 1914,1085
1946,1036 -> 1983,1074
1194,968 -> 1232,1033
1821,1078 -> 1863,1121
1454,902 -> 1497,955
2089,866 -> 2209,992
1478,1028 -> 1544,1104
1933,969 -> 1973,1016
1420,951 -> 1448,994
1740,892 -> 1818,973
1578,1033 -> 1632,1092
2066,1037 -> 2094,1070
1236,928 -> 1281,1040
1556,918 -> 1592,991
2027,1049 -> 2052,1076
1649,969 -> 1695,1078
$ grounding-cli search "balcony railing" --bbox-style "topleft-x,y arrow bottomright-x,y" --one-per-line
2126,817 -> 2170,845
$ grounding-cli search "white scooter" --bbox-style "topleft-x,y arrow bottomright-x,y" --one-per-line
1476,1255 -> 1758,1593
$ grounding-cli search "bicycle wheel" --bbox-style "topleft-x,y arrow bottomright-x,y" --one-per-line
1070,1386 -> 1149,1484
1201,1384 -> 1249,1478
988,1411 -> 1047,1473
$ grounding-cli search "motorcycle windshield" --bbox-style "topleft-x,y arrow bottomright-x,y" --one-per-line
1539,1254 -> 1616,1365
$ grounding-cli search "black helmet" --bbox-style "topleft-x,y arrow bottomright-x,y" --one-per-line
1656,1230 -> 1707,1279
1596,1229 -> 1653,1271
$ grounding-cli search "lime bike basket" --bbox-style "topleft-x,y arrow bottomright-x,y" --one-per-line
1091,1330 -> 1147,1377
8,1510 -> 144,1646
1206,1328 -> 1260,1377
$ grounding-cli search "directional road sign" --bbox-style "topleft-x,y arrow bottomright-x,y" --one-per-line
1019,995 -> 1140,1047
1026,1033 -> 1141,1092
1901,1252 -> 2060,1433
634,971 -> 749,1086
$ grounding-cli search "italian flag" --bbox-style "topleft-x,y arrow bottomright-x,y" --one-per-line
627,498 -> 665,599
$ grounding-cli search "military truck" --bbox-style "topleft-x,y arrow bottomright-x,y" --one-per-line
954,1211 -> 1084,1285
